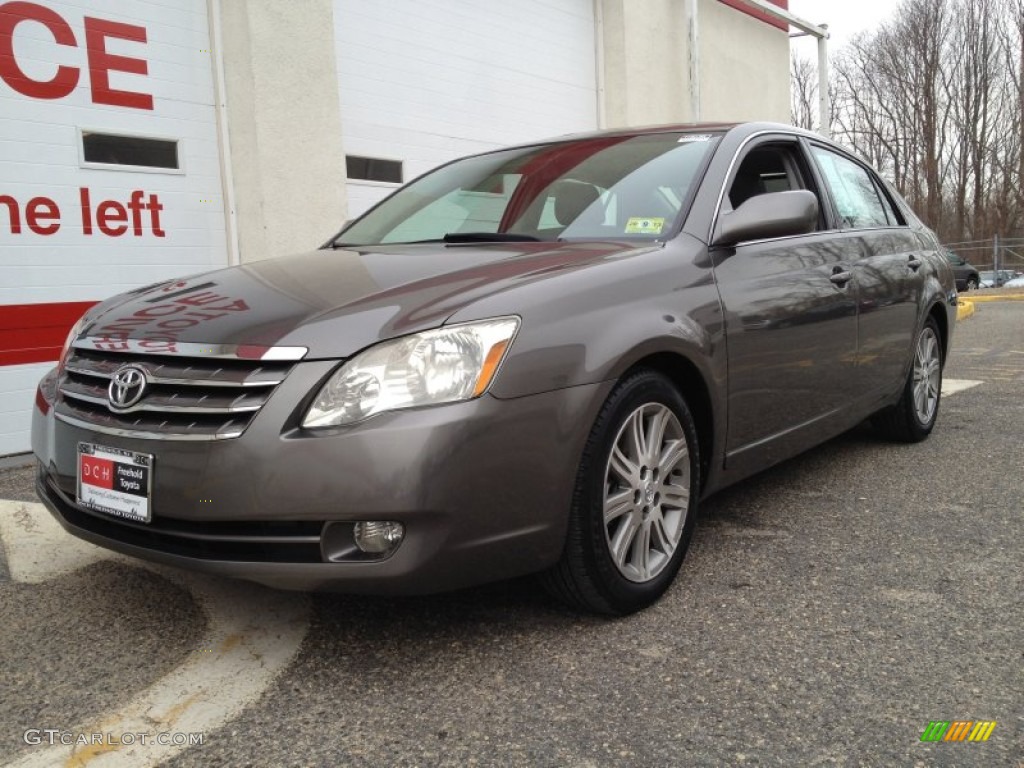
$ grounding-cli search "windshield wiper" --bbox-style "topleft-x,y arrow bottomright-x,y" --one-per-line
328,233 -> 541,248
329,239 -> 445,248
443,232 -> 542,243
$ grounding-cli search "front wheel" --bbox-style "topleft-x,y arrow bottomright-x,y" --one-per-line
872,318 -> 943,442
966,277 -> 979,291
542,370 -> 700,615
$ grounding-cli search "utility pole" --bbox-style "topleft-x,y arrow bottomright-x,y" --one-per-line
994,233 -> 1000,281
817,24 -> 830,138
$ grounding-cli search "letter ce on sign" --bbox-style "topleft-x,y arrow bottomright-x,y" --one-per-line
0,1 -> 153,110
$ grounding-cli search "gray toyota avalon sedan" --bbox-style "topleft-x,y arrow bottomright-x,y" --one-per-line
32,123 -> 957,614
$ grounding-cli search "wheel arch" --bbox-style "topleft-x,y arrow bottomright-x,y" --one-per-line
927,300 -> 951,363
620,351 -> 715,492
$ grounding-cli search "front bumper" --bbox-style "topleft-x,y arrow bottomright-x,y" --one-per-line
32,363 -> 610,593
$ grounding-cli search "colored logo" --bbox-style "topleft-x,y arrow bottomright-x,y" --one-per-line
108,365 -> 148,409
920,720 -> 996,742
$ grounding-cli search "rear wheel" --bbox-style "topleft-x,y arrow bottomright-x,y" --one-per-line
966,276 -> 979,290
872,317 -> 943,442
542,370 -> 700,615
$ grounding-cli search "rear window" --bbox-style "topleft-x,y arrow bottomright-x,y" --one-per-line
811,146 -> 903,229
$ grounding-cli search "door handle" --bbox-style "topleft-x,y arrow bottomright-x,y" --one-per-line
908,255 -> 923,270
830,267 -> 853,285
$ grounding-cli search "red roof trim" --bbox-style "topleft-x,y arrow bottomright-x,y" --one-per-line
717,0 -> 789,32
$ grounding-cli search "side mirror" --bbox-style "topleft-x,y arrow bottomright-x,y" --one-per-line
712,190 -> 819,247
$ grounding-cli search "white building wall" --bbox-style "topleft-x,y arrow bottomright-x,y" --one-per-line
334,0 -> 600,216
217,0 -> 348,263
599,0 -> 790,128
0,0 -> 227,303
599,0 -> 691,128
697,0 -> 791,123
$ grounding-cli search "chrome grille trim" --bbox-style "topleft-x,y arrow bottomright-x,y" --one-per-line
54,412 -> 246,441
61,378 -> 267,414
64,358 -> 287,388
56,343 -> 303,440
61,387 -> 265,415
71,338 -> 308,361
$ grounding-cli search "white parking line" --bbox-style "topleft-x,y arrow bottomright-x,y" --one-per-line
0,501 -> 310,768
942,378 -> 984,396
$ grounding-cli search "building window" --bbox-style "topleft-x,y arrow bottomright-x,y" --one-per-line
346,155 -> 403,183
81,132 -> 180,170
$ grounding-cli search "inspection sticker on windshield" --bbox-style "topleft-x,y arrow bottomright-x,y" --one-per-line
625,217 -> 665,235
77,442 -> 153,523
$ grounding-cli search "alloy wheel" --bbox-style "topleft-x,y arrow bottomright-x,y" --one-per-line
912,326 -> 941,425
603,403 -> 690,583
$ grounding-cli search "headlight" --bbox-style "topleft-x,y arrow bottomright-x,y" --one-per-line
302,317 -> 520,428
58,316 -> 87,373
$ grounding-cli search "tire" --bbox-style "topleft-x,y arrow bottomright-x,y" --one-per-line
542,369 -> 700,615
872,317 -> 943,442
966,276 -> 979,291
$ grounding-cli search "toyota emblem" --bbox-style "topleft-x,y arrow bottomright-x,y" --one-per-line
108,365 -> 148,410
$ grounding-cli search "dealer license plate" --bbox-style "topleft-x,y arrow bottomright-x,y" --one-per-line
77,442 -> 153,524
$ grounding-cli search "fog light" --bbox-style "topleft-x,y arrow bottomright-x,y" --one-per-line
353,521 -> 405,554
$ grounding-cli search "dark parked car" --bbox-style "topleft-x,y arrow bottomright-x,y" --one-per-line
945,250 -> 980,291
33,123 -> 956,614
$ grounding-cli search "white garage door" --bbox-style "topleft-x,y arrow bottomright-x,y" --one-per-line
334,0 -> 599,216
0,0 -> 228,455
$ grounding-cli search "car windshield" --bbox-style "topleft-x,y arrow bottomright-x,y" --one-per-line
333,132 -> 720,246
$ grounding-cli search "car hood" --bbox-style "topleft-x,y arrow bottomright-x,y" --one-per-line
78,242 -> 658,359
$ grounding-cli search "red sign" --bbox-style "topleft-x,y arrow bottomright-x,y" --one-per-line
0,189 -> 166,237
81,455 -> 114,489
0,1 -> 153,109
0,300 -> 97,367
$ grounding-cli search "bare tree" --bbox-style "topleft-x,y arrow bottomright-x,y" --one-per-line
790,53 -> 818,131
827,0 -> 1022,242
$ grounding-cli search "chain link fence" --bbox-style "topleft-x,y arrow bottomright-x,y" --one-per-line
943,237 -> 1024,284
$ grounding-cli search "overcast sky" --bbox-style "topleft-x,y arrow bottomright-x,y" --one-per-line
787,0 -> 898,55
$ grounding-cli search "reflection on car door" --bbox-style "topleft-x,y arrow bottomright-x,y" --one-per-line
809,145 -> 921,400
712,138 -> 859,477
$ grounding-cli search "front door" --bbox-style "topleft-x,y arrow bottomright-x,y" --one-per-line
711,138 -> 859,475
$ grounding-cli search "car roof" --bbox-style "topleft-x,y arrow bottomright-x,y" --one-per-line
539,120 -> 826,142
495,121 -> 844,157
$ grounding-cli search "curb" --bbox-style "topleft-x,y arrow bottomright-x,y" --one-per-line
965,292 -> 1024,302
0,452 -> 33,470
956,300 -> 975,321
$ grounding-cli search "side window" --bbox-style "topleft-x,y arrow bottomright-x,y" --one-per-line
870,176 -> 906,226
810,147 -> 893,229
725,142 -> 823,233
728,145 -> 802,210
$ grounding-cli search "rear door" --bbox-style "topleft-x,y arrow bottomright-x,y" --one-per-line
711,136 -> 859,474
807,145 -> 921,400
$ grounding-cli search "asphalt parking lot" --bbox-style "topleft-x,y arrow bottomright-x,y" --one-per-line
1,301 -> 1021,767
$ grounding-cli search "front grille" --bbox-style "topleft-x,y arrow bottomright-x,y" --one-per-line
56,341 -> 304,440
